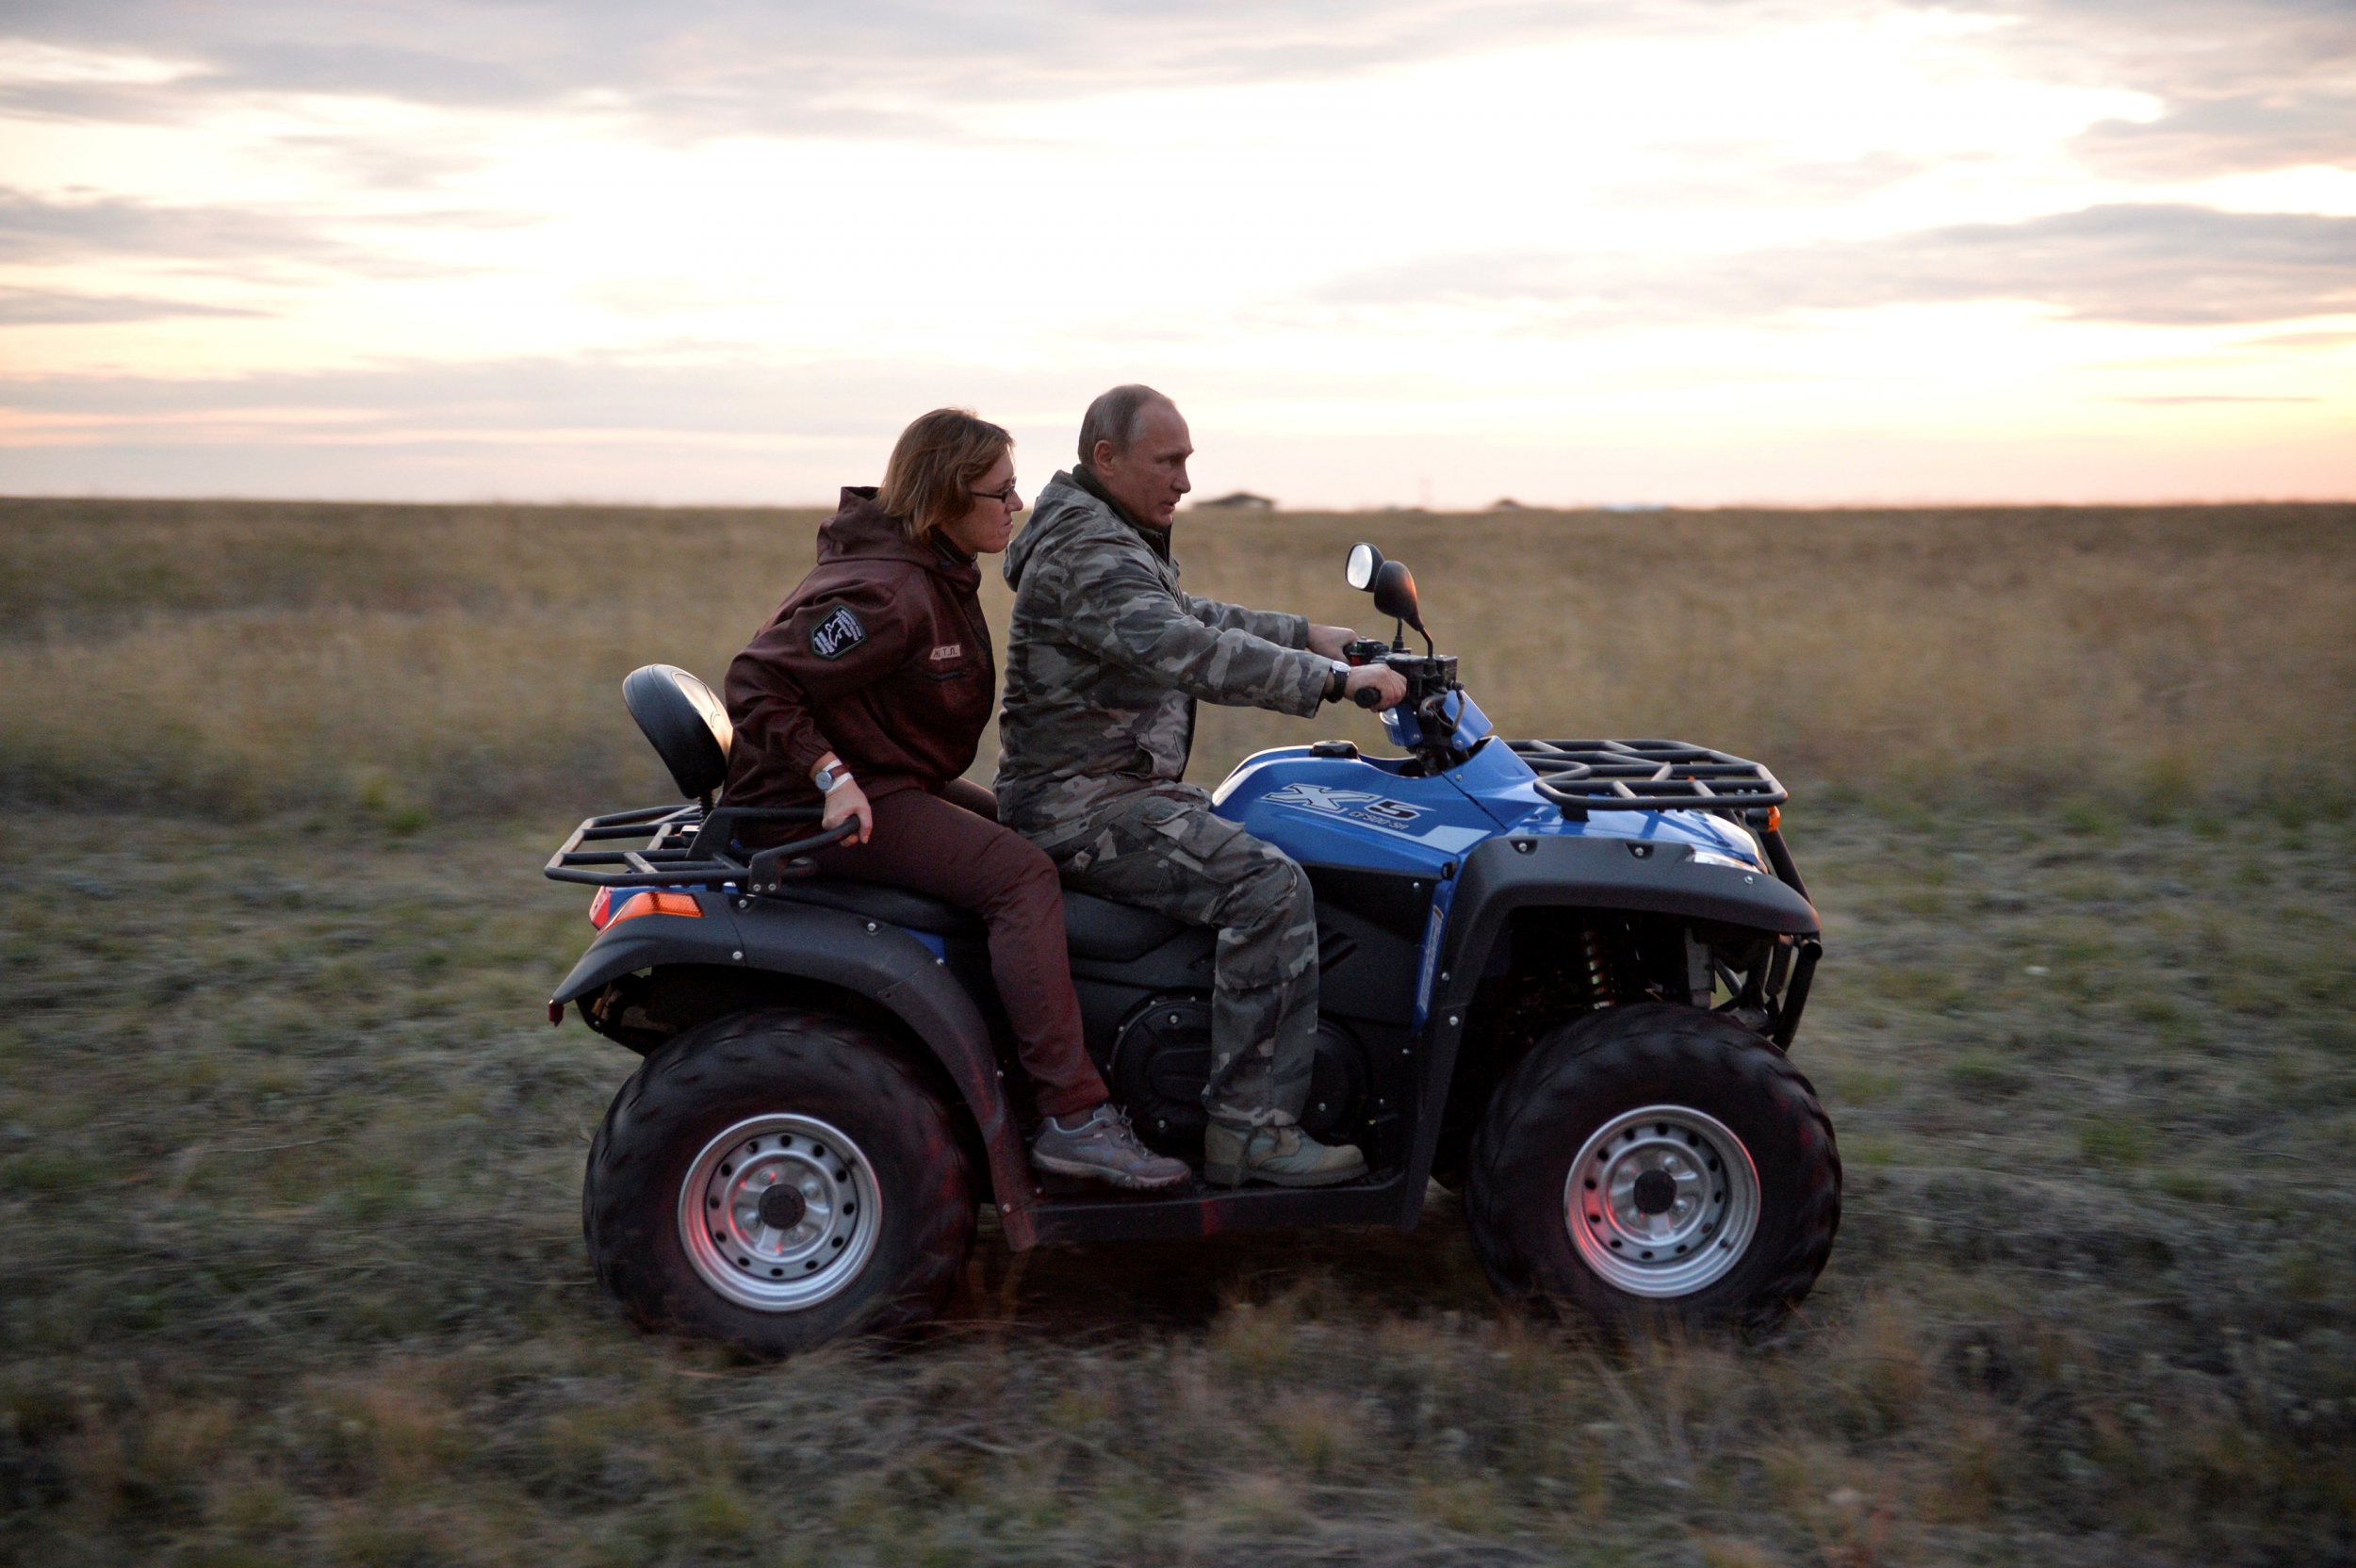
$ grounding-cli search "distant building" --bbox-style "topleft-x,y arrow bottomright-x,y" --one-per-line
1488,498 -> 1530,512
1193,491 -> 1276,512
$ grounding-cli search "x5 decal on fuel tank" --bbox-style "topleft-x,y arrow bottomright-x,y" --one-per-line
1263,782 -> 1427,824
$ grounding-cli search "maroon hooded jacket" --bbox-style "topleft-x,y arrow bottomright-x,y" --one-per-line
722,487 -> 995,808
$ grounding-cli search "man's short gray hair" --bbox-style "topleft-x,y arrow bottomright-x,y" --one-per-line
1077,384 -> 1173,466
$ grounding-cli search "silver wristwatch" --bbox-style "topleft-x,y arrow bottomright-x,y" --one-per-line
813,760 -> 855,793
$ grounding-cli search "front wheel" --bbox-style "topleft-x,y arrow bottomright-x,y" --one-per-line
583,1009 -> 974,1356
1465,1004 -> 1840,1332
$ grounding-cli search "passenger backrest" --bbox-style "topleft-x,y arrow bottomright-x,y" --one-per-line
622,664 -> 733,799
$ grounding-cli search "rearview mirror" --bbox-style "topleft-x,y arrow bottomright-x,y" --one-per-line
1371,560 -> 1423,633
1345,542 -> 1383,591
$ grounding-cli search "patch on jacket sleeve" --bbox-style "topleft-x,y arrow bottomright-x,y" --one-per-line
929,643 -> 963,662
809,604 -> 867,660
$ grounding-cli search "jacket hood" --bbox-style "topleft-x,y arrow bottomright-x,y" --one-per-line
1004,470 -> 1142,590
815,486 -> 979,586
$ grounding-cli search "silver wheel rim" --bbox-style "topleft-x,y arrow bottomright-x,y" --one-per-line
677,1113 -> 882,1312
1563,1103 -> 1760,1298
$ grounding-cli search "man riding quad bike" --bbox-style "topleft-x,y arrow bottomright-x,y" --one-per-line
544,544 -> 1839,1355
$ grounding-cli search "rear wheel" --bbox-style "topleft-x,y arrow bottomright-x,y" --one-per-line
583,1008 -> 973,1355
1465,1004 -> 1839,1332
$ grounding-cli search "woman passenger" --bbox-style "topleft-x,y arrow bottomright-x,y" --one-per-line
721,409 -> 1187,1191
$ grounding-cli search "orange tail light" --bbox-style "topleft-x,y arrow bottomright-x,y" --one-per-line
590,889 -> 703,930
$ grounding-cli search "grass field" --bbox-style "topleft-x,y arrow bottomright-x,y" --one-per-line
2,498 -> 2352,1565
2,498 -> 2350,819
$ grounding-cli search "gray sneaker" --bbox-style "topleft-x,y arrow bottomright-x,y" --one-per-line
1030,1102 -> 1191,1191
1203,1119 -> 1367,1188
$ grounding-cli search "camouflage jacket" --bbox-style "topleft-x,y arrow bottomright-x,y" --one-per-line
995,468 -> 1331,844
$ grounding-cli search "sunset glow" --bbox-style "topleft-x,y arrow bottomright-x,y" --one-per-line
2,2 -> 2349,506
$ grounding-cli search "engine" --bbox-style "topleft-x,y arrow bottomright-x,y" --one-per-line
1106,994 -> 1370,1156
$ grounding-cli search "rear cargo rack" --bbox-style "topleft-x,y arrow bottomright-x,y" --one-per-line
1507,739 -> 1788,814
546,802 -> 849,893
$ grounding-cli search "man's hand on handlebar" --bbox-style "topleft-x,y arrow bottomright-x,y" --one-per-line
1344,664 -> 1408,710
1306,623 -> 1356,660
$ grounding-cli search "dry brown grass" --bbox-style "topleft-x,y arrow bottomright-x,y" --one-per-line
2,498 -> 2348,825
2,489 -> 2353,1560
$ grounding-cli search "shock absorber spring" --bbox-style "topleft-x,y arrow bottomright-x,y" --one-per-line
1579,924 -> 1616,1009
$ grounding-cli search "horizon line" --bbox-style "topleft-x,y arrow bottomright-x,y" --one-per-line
3,491 -> 2352,514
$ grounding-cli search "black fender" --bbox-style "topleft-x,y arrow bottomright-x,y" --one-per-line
549,890 -> 1039,1246
1392,832 -> 1820,1227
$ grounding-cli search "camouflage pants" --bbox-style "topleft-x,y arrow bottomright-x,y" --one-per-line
1047,787 -> 1317,1128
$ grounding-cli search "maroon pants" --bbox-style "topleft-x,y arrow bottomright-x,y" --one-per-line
809,779 -> 1107,1119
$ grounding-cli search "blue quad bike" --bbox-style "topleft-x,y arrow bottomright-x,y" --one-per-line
545,544 -> 1838,1354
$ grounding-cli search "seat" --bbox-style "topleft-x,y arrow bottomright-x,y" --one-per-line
1062,891 -> 1191,962
772,879 -> 1191,960
776,880 -> 980,937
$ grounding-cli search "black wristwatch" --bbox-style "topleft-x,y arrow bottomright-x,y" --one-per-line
1323,661 -> 1350,703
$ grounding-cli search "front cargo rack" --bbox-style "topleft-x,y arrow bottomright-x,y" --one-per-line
546,802 -> 850,894
1506,739 -> 1788,814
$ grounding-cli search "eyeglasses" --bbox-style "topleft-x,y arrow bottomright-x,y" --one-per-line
968,481 -> 1022,508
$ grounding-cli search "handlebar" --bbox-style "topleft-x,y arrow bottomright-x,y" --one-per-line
771,821 -> 858,858
1352,685 -> 1383,709
745,820 -> 857,894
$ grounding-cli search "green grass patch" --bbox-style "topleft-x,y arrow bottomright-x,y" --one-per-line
2078,1114 -> 2157,1168
1944,1050 -> 2028,1100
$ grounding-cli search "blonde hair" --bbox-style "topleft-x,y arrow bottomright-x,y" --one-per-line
876,408 -> 1013,542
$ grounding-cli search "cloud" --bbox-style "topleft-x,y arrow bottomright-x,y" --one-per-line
0,187 -> 308,262
0,350 -> 1145,501
0,286 -> 268,323
2113,394 -> 2322,404
1962,0 -> 2356,176
1,335 -> 2348,507
0,79 -> 184,124
1597,151 -> 1931,209
1324,204 -> 2356,328
272,134 -> 497,193
8,0 -> 2348,174
0,187 -> 514,278
0,352 -> 1049,436
2076,92 -> 2356,180
2245,329 -> 2356,350
0,1 -> 1699,137
0,344 -> 1588,459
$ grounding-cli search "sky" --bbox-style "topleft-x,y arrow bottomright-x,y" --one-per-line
0,0 -> 2350,508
